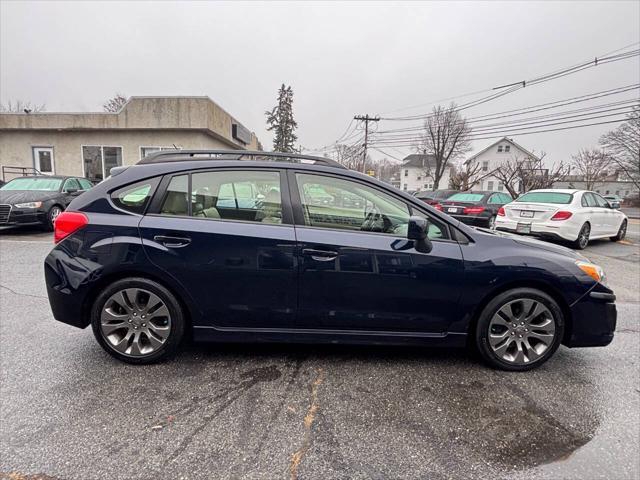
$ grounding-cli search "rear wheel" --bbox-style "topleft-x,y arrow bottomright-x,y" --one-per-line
487,215 -> 497,230
91,278 -> 185,364
610,219 -> 627,242
475,288 -> 564,371
572,223 -> 590,250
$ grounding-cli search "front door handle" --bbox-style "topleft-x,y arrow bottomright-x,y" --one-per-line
302,248 -> 338,262
153,235 -> 191,248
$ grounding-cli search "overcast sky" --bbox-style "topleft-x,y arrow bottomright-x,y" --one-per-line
1,1 -> 639,165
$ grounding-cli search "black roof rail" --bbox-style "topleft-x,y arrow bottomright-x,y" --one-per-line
137,149 -> 346,169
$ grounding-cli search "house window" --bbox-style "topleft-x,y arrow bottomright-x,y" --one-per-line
504,145 -> 510,153
497,146 -> 503,153
482,161 -> 489,172
403,184 -> 408,191
498,182 -> 504,191
605,190 -> 610,194
404,169 -> 409,177
32,147 -> 55,174
487,181 -> 494,191
417,176 -> 422,181
140,146 -> 177,159
82,146 -> 123,182
626,191 -> 630,196
615,190 -> 620,195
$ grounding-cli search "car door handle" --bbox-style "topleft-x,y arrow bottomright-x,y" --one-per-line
153,235 -> 191,248
302,248 -> 338,262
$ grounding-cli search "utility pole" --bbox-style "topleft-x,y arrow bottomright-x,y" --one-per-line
354,114 -> 380,173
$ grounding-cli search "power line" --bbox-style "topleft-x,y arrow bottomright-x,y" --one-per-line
353,114 -> 380,172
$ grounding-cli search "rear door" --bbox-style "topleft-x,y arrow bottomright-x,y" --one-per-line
138,168 -> 298,330
592,192 -> 618,235
290,171 -> 464,334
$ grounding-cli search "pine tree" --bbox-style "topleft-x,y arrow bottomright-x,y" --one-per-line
265,84 -> 299,153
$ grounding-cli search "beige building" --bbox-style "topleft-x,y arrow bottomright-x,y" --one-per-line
0,96 -> 261,182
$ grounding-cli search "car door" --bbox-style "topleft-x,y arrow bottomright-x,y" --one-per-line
60,178 -> 82,207
290,171 -> 465,334
592,192 -> 618,235
581,192 -> 601,235
138,168 -> 298,330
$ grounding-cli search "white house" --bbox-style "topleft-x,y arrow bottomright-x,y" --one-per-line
464,137 -> 541,192
554,172 -> 638,199
400,154 -> 453,192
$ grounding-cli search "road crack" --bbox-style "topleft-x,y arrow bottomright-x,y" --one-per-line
289,368 -> 324,480
0,284 -> 47,299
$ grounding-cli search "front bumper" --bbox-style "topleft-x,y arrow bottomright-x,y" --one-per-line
564,287 -> 617,347
495,217 -> 579,241
0,206 -> 47,227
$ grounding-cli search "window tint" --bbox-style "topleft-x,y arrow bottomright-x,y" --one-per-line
488,194 -> 503,204
516,192 -> 572,204
296,173 -> 418,237
160,175 -> 189,216
63,178 -> 80,192
582,192 -> 597,207
78,178 -> 93,190
111,179 -> 158,214
593,193 -> 610,208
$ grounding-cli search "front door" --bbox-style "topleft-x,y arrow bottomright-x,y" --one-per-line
138,169 -> 297,330
33,147 -> 54,175
291,171 -> 464,334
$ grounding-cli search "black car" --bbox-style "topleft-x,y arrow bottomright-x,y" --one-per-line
44,150 -> 616,371
438,191 -> 513,229
0,175 -> 93,230
414,189 -> 459,206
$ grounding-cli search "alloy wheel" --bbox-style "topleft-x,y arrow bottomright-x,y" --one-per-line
578,224 -> 590,249
50,206 -> 62,223
488,298 -> 556,365
619,221 -> 627,240
100,288 -> 172,357
488,216 -> 496,230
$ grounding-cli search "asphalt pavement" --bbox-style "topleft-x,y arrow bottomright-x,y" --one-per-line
0,223 -> 638,480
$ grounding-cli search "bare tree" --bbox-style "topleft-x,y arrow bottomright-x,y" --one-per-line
103,93 -> 128,112
599,106 -> 640,189
415,103 -> 472,190
0,100 -> 46,113
450,161 -> 489,191
570,148 -> 611,191
493,152 -> 569,197
332,143 -> 362,170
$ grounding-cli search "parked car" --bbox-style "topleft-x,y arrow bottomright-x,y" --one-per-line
495,189 -> 628,250
603,195 -> 622,209
437,191 -> 513,229
414,189 -> 459,206
0,175 -> 93,230
45,150 -> 616,371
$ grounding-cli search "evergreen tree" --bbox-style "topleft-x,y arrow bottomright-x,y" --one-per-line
265,84 -> 299,153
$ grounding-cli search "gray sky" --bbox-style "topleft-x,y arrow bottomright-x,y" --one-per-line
1,1 -> 639,165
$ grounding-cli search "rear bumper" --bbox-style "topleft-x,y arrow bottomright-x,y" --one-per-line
495,217 -> 579,241
564,287 -> 617,347
451,214 -> 491,227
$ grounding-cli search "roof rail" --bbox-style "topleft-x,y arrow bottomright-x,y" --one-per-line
137,149 -> 346,169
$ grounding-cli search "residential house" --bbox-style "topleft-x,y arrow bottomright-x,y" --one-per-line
464,137 -> 541,193
554,172 -> 638,198
400,154 -> 453,192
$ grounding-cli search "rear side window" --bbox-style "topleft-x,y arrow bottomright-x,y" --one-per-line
487,194 -> 502,204
111,178 -> 159,214
516,192 -> 572,204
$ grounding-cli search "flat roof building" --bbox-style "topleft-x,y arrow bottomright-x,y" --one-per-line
0,96 -> 261,182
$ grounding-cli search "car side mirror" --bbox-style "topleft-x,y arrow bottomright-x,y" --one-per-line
65,187 -> 79,194
407,215 -> 433,253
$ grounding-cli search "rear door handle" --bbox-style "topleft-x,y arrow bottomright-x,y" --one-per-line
302,248 -> 338,262
153,235 -> 191,248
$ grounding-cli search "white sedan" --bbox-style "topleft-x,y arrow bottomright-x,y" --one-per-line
495,189 -> 628,249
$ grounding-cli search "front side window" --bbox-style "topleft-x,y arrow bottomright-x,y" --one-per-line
296,173 -> 412,236
78,178 -> 93,190
111,179 -> 158,214
83,146 -> 123,182
593,193 -> 610,208
63,178 -> 80,192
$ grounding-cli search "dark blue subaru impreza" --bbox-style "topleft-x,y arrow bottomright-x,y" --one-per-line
44,150 -> 616,371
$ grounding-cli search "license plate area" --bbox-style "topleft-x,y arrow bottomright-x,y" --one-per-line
447,207 -> 458,213
520,210 -> 534,218
516,222 -> 531,234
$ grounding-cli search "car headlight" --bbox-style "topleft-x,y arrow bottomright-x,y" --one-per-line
14,201 -> 43,209
575,260 -> 607,285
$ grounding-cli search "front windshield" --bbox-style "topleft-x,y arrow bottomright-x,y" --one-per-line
0,177 -> 63,191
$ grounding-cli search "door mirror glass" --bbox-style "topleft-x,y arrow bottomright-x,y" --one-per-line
66,187 -> 79,194
407,215 -> 433,253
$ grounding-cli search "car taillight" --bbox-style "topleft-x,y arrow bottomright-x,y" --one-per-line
550,211 -> 573,221
434,203 -> 443,211
54,211 -> 88,243
497,207 -> 505,216
463,206 -> 485,215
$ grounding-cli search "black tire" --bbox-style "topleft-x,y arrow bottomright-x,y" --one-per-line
475,288 -> 564,371
90,277 -> 185,364
610,219 -> 627,242
572,223 -> 590,250
44,204 -> 63,231
487,215 -> 497,230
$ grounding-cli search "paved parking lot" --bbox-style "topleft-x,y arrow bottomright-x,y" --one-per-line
1,223 -> 638,480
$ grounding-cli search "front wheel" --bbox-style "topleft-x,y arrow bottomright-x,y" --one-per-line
475,288 -> 564,371
610,220 -> 627,242
572,223 -> 590,250
44,205 -> 63,231
91,278 -> 185,364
